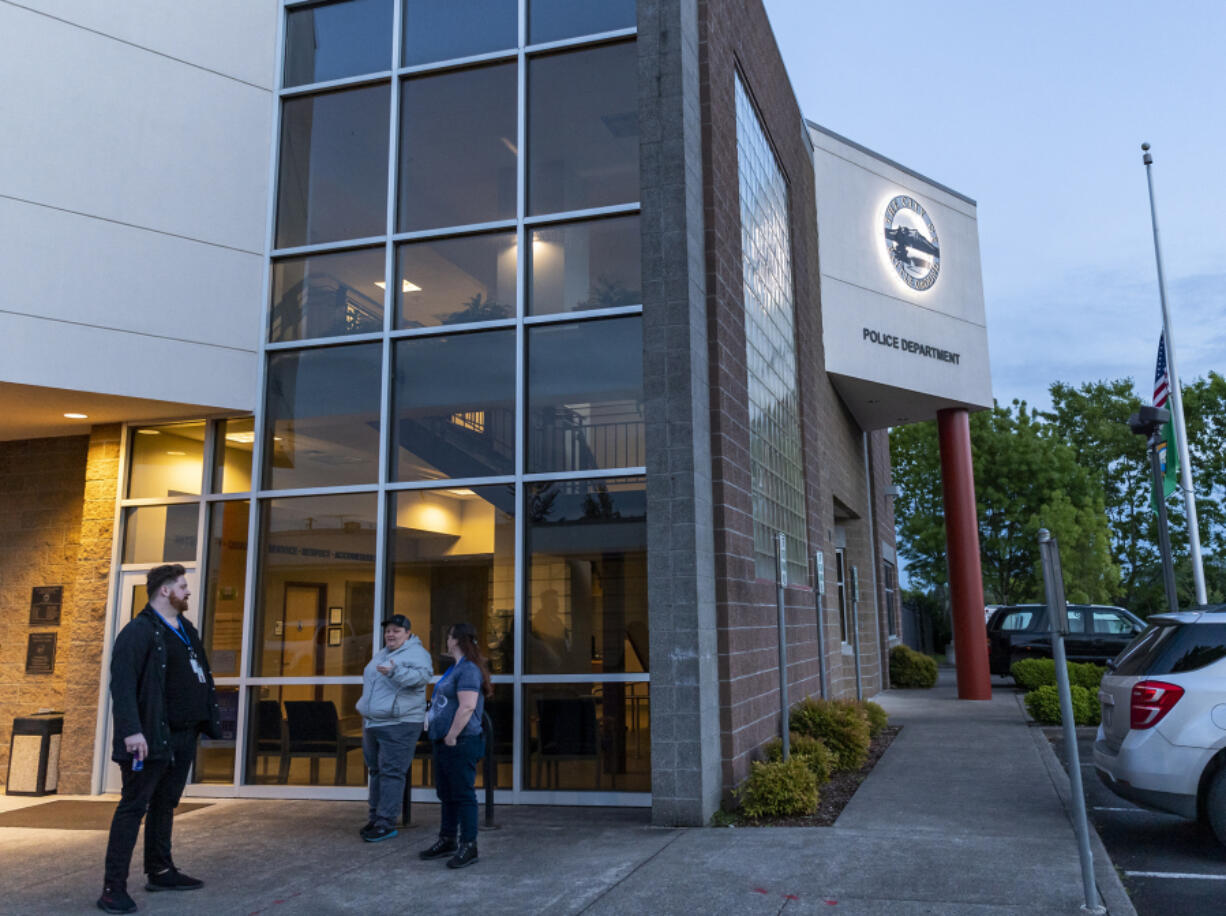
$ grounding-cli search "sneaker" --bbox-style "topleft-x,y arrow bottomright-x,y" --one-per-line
359,820 -> 377,838
145,867 -> 204,892
446,841 -> 479,869
418,836 -> 458,860
362,824 -> 399,843
97,885 -> 137,913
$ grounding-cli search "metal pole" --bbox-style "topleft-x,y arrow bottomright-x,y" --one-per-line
1038,530 -> 1104,915
1142,144 -> 1207,605
776,532 -> 789,759
814,551 -> 828,700
1148,436 -> 1179,612
851,567 -> 863,701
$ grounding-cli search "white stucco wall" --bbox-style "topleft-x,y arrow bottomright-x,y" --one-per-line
810,124 -> 993,429
0,1 -> 275,409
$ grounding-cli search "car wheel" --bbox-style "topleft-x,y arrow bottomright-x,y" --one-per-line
1209,766 -> 1226,847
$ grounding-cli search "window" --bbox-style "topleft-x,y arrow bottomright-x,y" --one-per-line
396,232 -> 516,329
528,215 -> 641,316
998,610 -> 1035,632
883,560 -> 898,637
269,247 -> 385,342
528,0 -> 636,44
736,74 -> 807,584
1093,610 -> 1137,636
402,0 -> 516,66
283,0 -> 393,88
836,548 -> 848,643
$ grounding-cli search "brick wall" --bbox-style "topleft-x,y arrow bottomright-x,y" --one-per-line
0,435 -> 89,786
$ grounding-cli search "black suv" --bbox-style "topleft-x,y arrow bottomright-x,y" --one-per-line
987,604 -> 1145,677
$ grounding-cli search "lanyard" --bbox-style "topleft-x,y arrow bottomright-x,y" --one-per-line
155,610 -> 193,653
436,661 -> 461,689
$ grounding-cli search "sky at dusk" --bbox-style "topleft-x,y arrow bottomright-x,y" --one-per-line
762,0 -> 1226,413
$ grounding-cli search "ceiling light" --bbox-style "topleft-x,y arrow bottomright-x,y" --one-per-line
136,429 -> 160,435
445,488 -> 477,498
500,136 -> 518,155
166,450 -> 186,456
373,279 -> 422,293
225,432 -> 256,444
63,412 -> 88,419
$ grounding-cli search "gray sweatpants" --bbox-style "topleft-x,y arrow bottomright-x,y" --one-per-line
362,721 -> 423,828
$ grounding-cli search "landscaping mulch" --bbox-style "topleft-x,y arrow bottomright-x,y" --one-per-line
728,725 -> 902,828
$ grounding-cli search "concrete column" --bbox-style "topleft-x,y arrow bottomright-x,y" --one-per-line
639,0 -> 722,825
936,408 -> 991,700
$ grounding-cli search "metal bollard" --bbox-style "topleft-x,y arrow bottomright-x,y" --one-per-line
402,711 -> 496,829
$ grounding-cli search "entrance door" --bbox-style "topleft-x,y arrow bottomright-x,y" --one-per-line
103,567 -> 200,792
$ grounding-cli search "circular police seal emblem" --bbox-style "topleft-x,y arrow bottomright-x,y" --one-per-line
883,195 -> 940,291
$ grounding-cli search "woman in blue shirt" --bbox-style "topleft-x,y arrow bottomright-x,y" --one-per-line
418,622 -> 492,868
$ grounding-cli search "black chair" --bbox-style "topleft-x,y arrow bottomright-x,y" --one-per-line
283,700 -> 361,785
535,697 -> 602,789
252,699 -> 288,783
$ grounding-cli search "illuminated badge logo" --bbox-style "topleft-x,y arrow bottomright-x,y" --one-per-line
883,195 -> 940,291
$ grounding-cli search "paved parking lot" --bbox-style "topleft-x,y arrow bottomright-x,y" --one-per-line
1050,731 -> 1226,915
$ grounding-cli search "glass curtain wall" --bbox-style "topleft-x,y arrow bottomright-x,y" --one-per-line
248,0 -> 645,800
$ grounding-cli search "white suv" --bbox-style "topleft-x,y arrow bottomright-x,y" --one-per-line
1093,605 -> 1226,845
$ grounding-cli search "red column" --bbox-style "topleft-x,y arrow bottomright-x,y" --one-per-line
937,408 -> 991,699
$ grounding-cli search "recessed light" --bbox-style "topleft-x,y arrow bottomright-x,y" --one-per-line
166,450 -> 186,456
374,279 -> 422,293
63,412 -> 88,419
137,429 -> 160,436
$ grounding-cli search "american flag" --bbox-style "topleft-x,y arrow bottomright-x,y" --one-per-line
1153,332 -> 1170,408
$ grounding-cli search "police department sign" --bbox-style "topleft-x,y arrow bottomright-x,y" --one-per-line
883,195 -> 940,291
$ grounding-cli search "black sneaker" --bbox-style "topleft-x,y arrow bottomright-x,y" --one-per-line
97,885 -> 137,913
359,819 -> 377,838
362,824 -> 399,843
446,841 -> 479,869
145,867 -> 204,892
418,836 -> 458,860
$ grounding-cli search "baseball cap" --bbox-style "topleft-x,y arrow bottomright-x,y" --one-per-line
382,614 -> 411,630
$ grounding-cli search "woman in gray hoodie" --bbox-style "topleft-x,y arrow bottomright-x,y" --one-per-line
355,613 -> 433,842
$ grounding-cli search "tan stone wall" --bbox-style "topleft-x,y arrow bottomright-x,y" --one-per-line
0,435 -> 89,787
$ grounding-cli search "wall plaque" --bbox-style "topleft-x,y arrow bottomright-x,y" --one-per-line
26,633 -> 58,675
30,586 -> 63,626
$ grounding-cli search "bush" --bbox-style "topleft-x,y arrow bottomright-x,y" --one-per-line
790,698 -> 871,772
1023,684 -> 1100,726
860,700 -> 889,737
889,644 -> 938,688
1011,658 -> 1106,692
735,757 -> 819,818
765,732 -> 835,785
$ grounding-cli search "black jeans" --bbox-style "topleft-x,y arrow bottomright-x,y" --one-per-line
103,729 -> 197,887
433,734 -> 483,843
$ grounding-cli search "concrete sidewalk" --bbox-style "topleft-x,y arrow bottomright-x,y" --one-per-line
1,671 -> 1134,914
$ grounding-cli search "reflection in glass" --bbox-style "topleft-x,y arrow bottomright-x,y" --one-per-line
398,64 -> 516,232
202,500 -> 248,677
254,493 -> 377,677
270,247 -> 385,342
406,682 -> 511,788
525,477 -> 646,675
529,0 -> 637,44
392,333 -> 515,480
263,343 -> 382,490
122,504 -> 199,564
529,216 -> 641,315
214,417 -> 254,494
194,686 -> 237,784
396,232 -> 516,329
276,84 -> 389,249
284,0 -> 393,88
243,684 -> 365,786
528,42 -> 639,215
527,317 -> 643,472
403,0 -> 516,66
388,485 -> 514,674
524,682 -> 649,792
736,75 -> 808,583
128,422 -> 205,498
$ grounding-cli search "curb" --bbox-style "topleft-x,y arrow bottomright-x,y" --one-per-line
1021,695 -> 1137,916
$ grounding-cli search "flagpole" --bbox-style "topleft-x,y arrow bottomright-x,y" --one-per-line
1142,143 -> 1207,605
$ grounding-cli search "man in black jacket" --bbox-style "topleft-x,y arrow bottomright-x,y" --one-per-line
98,564 -> 221,914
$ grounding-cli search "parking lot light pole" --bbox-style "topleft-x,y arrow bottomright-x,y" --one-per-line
1127,406 -> 1178,612
1038,529 -> 1104,915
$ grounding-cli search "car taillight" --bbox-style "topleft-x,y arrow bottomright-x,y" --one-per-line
1130,680 -> 1185,730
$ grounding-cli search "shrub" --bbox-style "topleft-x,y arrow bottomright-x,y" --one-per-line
1023,684 -> 1100,726
860,700 -> 889,737
790,698 -> 870,772
735,757 -> 819,819
1011,658 -> 1106,693
889,644 -> 937,688
765,732 -> 835,785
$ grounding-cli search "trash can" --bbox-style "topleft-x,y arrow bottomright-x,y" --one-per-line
6,712 -> 63,796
